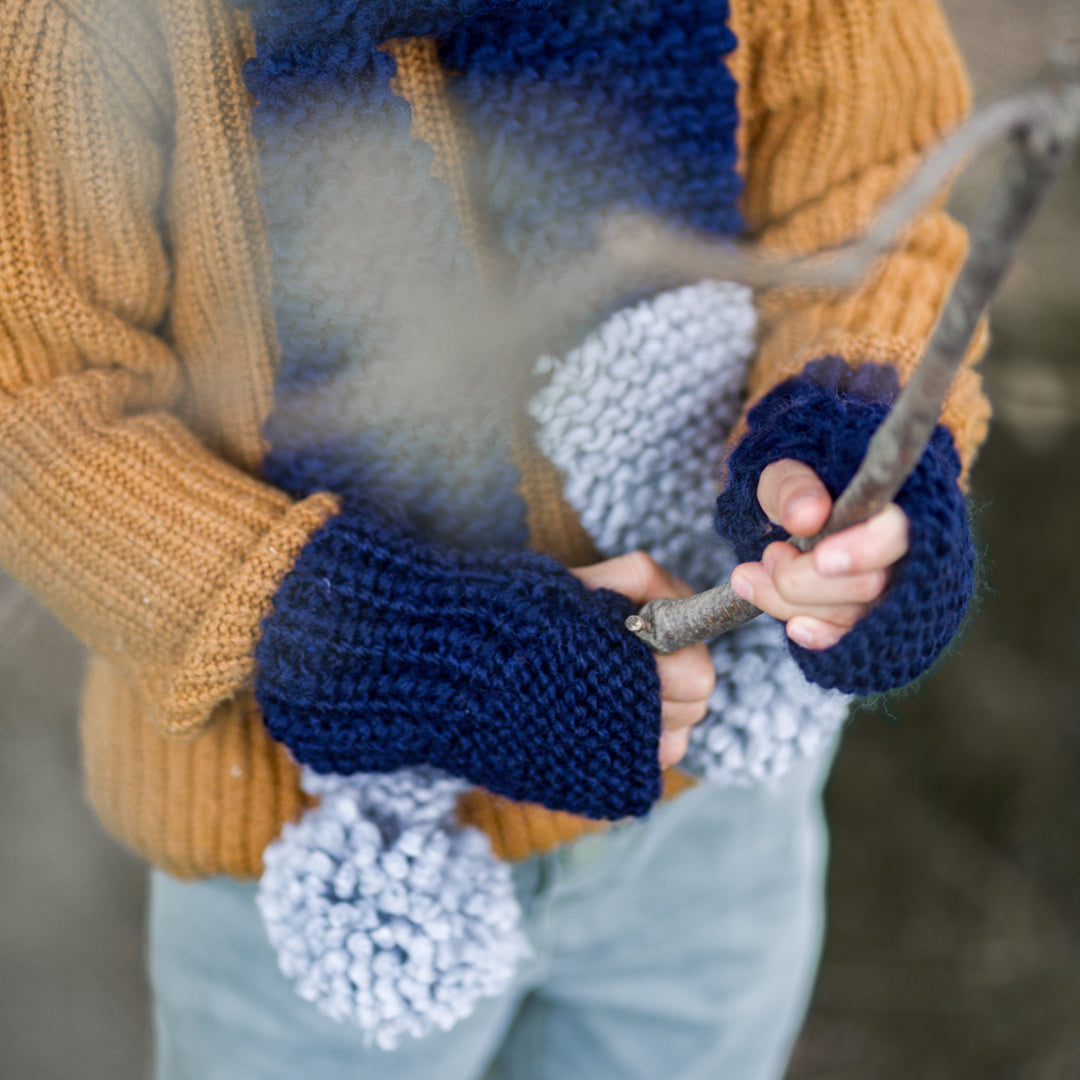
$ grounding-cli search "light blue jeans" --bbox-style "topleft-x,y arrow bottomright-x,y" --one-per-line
149,749 -> 834,1080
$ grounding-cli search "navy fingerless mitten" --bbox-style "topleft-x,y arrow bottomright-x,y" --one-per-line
715,357 -> 975,695
254,500 -> 663,820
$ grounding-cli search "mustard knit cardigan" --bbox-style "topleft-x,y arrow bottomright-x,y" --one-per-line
0,0 -> 990,878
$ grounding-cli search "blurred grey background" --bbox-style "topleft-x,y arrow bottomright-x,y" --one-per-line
1,2 -> 1078,1077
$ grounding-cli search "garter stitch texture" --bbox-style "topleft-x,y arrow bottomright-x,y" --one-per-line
716,357 -> 976,695
255,499 -> 663,818
442,0 -> 742,272
245,0 -> 665,817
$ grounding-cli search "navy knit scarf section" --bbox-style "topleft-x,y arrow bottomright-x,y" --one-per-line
442,0 -> 743,272
242,0 -> 744,548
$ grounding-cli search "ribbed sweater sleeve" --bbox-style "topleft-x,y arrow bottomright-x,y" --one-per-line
0,0 -> 337,734
727,0 -> 992,475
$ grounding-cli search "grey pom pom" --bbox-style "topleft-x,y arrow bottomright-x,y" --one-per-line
680,617 -> 850,784
258,767 -> 529,1049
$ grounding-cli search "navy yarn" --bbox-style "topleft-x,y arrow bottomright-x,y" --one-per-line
715,357 -> 975,695
243,0 -> 743,286
441,0 -> 743,272
254,497 -> 663,819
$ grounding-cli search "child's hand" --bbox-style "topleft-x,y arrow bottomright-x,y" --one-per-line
571,552 -> 715,768
729,459 -> 910,651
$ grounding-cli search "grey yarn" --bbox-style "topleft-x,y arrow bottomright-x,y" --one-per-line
258,766 -> 529,1049
529,281 -> 851,784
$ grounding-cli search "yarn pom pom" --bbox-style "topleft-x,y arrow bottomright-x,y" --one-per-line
680,617 -> 849,785
258,767 -> 529,1049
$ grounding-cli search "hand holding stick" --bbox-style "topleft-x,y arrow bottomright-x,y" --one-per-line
626,56 -> 1080,655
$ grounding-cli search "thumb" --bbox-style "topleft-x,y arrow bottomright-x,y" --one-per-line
757,459 -> 832,538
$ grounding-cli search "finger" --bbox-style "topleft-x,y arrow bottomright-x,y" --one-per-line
786,616 -> 853,651
761,539 -> 800,577
771,553 -> 888,608
757,459 -> 832,537
661,698 -> 710,734
656,643 -> 716,704
730,561 -> 867,627
813,504 -> 910,576
571,551 -> 694,606
659,728 -> 690,768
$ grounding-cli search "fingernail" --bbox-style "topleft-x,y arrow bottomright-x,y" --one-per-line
788,619 -> 815,647
731,572 -> 754,604
787,492 -> 815,513
817,547 -> 851,575
785,493 -> 818,527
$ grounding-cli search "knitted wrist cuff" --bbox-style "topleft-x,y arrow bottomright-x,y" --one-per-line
715,357 -> 975,695
254,501 -> 663,819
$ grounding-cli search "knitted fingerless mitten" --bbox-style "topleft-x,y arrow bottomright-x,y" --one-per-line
254,501 -> 663,820
715,357 -> 975,695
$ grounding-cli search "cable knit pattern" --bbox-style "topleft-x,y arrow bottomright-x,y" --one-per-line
255,499 -> 663,819
716,357 -> 976,695
441,0 -> 742,273
529,284 -> 851,783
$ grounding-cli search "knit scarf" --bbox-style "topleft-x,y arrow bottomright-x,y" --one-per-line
241,6 -> 857,1047
241,0 -> 744,551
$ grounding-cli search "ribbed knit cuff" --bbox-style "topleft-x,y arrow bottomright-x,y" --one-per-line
715,357 -> 975,695
254,501 -> 663,819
